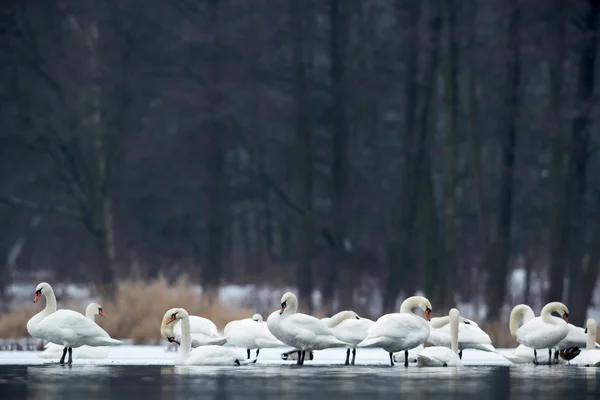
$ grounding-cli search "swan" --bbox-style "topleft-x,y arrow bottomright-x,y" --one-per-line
571,318 -> 600,367
266,292 -> 350,365
172,314 -> 227,347
322,310 -> 373,365
551,319 -> 600,363
27,282 -> 57,338
161,308 -> 254,365
511,301 -> 569,365
417,308 -> 463,367
39,303 -> 110,360
393,344 -> 424,364
428,313 -> 495,358
223,313 -> 284,359
503,304 -> 541,364
35,299 -> 123,364
357,296 -> 432,366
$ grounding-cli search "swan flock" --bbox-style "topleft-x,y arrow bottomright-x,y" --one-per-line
24,282 -> 600,367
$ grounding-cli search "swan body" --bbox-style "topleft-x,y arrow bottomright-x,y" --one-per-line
418,308 -> 463,367
511,302 -> 569,365
322,311 -> 374,365
572,318 -> 600,367
428,315 -> 495,357
503,304 -> 539,364
161,308 -> 253,366
224,313 -> 284,359
173,315 -> 227,347
358,296 -> 432,366
36,310 -> 123,348
27,282 -> 57,338
39,303 -> 110,360
267,292 -> 350,365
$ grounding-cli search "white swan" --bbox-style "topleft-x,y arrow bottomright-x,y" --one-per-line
503,304 -> 541,364
27,282 -> 57,338
266,292 -> 350,365
572,318 -> 600,367
322,311 -> 374,365
35,295 -> 123,364
552,319 -> 600,363
224,313 -> 284,359
357,296 -> 432,366
39,303 -> 110,360
172,314 -> 227,347
428,313 -> 495,358
161,308 -> 254,365
417,308 -> 463,367
512,301 -> 569,365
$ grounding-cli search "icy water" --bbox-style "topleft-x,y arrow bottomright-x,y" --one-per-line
2,364 -> 600,400
1,347 -> 600,399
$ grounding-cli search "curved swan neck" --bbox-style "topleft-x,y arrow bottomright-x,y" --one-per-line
540,302 -> 568,324
587,319 -> 597,351
509,304 -> 534,337
85,305 -> 96,320
450,309 -> 459,354
327,311 -> 357,327
178,315 -> 192,361
430,316 -> 450,329
41,287 -> 57,317
399,296 -> 421,314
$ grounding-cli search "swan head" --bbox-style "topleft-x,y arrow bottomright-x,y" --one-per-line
161,307 -> 188,345
279,292 -> 298,315
400,296 -> 432,320
86,302 -> 105,317
252,313 -> 263,322
33,282 -> 52,303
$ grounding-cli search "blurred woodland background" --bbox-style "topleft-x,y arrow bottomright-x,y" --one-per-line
1,0 -> 600,333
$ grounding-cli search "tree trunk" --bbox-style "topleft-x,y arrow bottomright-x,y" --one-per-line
486,0 -> 520,320
324,0 -> 350,313
546,0 -> 568,305
566,0 -> 600,325
203,0 -> 226,298
441,0 -> 459,307
291,0 -> 314,313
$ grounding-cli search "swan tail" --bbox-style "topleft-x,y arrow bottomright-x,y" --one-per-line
476,343 -> 497,353
99,338 -> 124,346
357,337 -> 379,348
207,337 -> 228,346
255,338 -> 284,348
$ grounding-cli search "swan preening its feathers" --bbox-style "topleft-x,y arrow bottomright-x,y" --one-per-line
224,313 -> 284,359
417,308 -> 463,367
28,282 -> 122,365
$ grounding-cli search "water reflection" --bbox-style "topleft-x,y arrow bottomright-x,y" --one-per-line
1,365 -> 600,399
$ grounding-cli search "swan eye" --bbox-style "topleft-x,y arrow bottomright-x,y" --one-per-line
35,289 -> 41,295
585,328 -> 588,334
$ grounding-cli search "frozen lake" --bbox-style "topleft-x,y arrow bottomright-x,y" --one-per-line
1,346 -> 600,399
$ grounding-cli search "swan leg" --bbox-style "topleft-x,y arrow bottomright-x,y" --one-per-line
404,350 -> 409,367
533,349 -> 539,365
351,348 -> 356,365
67,347 -> 73,365
59,347 -> 67,365
459,350 -> 463,360
547,349 -> 552,366
300,350 -> 306,365
247,349 -> 251,359
553,350 -> 559,364
296,350 -> 302,365
389,352 -> 394,366
345,349 -> 350,365
256,349 -> 260,358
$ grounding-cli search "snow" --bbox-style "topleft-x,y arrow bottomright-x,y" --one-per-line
0,346 -> 514,366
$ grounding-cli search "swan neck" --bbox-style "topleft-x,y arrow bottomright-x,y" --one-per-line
509,307 -> 521,338
44,288 -> 57,315
399,297 -> 419,315
178,316 -> 192,361
588,322 -> 597,351
327,311 -> 353,327
450,312 -> 459,354
430,316 -> 450,329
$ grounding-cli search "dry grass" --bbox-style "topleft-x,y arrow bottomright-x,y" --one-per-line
0,277 -> 251,344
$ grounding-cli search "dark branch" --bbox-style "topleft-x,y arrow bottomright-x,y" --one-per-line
0,195 -> 81,218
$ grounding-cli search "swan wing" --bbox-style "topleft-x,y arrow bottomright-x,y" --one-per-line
417,346 -> 462,367
555,324 -> 587,349
517,317 -> 568,349
186,345 -> 248,365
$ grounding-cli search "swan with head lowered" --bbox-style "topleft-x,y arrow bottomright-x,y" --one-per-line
39,303 -> 110,360
417,308 -> 463,367
427,312 -> 495,358
357,296 -> 432,366
266,292 -> 350,365
27,282 -> 57,338
322,311 -> 374,365
223,313 -> 284,359
161,308 -> 254,365
172,313 -> 227,347
32,283 -> 123,365
503,304 -> 541,364
571,318 -> 600,367
511,301 -> 569,365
